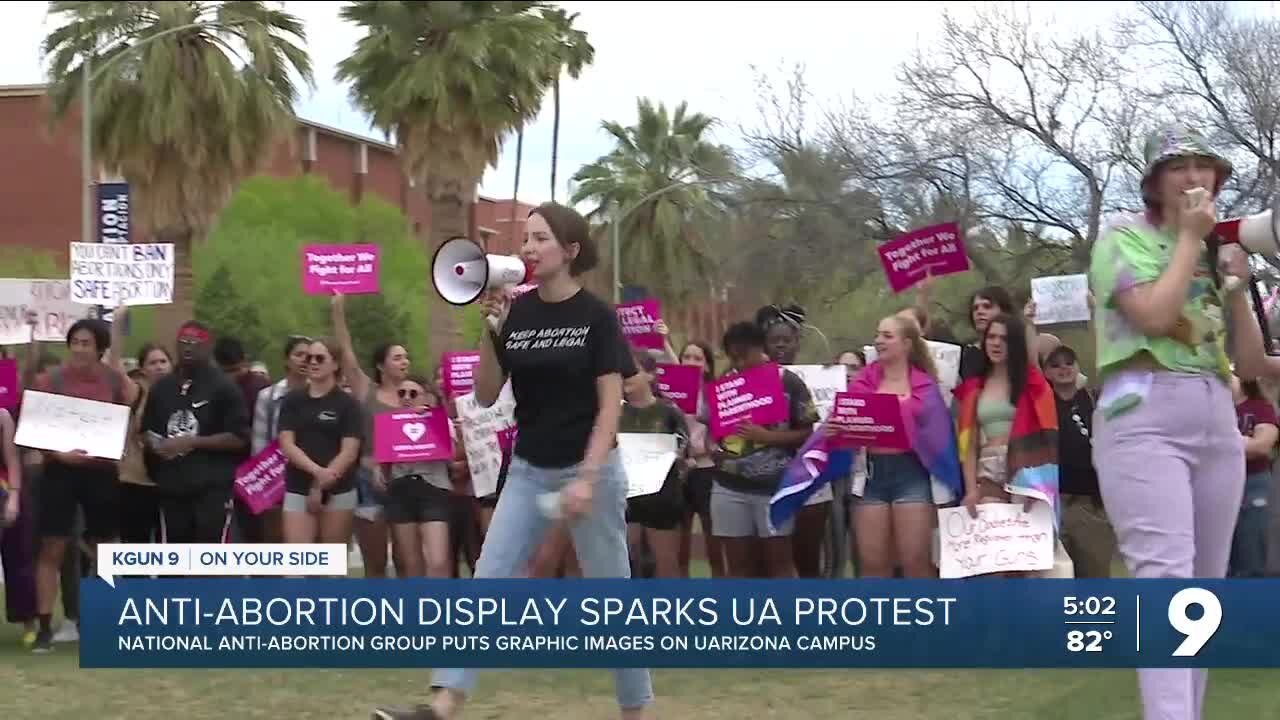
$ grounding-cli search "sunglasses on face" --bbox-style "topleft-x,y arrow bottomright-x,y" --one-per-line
307,354 -> 330,365
398,388 -> 420,399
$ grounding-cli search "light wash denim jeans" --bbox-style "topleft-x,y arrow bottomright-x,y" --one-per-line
431,449 -> 654,710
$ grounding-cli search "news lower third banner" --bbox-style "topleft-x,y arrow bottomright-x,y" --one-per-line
80,576 -> 1280,669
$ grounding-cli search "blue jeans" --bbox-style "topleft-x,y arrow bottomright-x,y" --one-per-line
431,449 -> 654,710
1230,470 -> 1272,577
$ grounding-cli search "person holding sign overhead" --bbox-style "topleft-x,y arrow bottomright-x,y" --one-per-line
845,314 -> 959,578
332,294 -> 414,577
372,203 -> 653,720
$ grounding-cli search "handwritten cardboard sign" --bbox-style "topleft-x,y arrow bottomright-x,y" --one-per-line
233,442 -> 286,515
374,407 -> 453,463
784,365 -> 847,422
616,299 -> 664,350
302,244 -> 380,295
828,392 -> 909,450
69,242 -> 175,307
13,390 -> 130,460
455,383 -> 516,497
0,359 -> 15,410
618,433 -> 678,498
442,352 -> 482,398
1031,274 -> 1090,325
0,279 -> 92,345
937,502 -> 1055,578
876,222 -> 969,293
655,363 -> 702,415
706,363 -> 788,442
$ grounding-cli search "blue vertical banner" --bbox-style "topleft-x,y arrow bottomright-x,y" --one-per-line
97,182 -> 130,244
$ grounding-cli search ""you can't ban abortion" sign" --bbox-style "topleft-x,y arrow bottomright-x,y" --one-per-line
69,242 -> 174,307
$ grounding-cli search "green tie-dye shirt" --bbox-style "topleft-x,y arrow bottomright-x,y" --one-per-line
1089,214 -> 1231,383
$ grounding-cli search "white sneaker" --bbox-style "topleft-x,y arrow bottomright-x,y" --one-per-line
52,624 -> 79,643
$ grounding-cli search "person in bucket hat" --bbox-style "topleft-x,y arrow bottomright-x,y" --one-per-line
1088,124 -> 1260,720
1139,125 -> 1233,211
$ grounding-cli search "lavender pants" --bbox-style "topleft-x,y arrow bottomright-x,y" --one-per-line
1094,372 -> 1245,720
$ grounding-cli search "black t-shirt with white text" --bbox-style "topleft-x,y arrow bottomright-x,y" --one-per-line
277,387 -> 364,494
497,288 -> 635,469
141,364 -> 249,496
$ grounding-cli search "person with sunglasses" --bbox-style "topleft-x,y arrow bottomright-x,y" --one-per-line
1042,345 -> 1115,578
381,375 -> 460,577
332,294 -> 412,577
141,322 -> 250,545
278,338 -> 363,545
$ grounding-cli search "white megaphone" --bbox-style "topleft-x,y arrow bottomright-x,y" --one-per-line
1213,197 -> 1279,292
431,237 -> 532,306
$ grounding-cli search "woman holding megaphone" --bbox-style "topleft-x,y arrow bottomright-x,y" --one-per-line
1090,126 -> 1267,720
373,203 -> 653,720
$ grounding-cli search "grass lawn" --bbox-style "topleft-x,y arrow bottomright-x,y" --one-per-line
4,557 -> 1278,719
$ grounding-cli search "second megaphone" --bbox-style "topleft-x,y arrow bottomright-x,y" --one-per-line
431,237 -> 532,306
1215,197 -> 1280,257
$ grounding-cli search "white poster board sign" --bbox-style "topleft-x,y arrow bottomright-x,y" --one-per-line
618,433 -> 678,498
14,390 -> 131,460
69,242 -> 175,307
454,383 -> 515,498
0,279 -> 92,345
1031,274 -> 1090,325
784,365 -> 847,421
937,502 -> 1055,578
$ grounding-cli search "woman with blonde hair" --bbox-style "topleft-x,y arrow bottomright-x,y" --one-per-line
844,314 -> 962,578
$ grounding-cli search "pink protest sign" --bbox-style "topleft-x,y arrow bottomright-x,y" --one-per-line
302,244 -> 380,295
829,392 -> 909,450
374,407 -> 453,463
706,363 -> 788,442
497,426 -> 517,462
443,352 -> 482,398
233,442 -> 287,515
876,222 -> 968,293
656,363 -> 702,415
615,299 -> 664,350
0,359 -> 16,410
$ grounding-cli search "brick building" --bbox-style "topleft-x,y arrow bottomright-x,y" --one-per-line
0,83 -> 441,258
0,83 -> 743,353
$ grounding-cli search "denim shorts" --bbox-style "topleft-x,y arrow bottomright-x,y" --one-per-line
355,465 -> 387,520
859,452 -> 932,506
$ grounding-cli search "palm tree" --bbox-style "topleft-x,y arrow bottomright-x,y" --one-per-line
336,1 -> 591,348
570,98 -> 735,303
545,7 -> 592,203
43,1 -> 313,341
